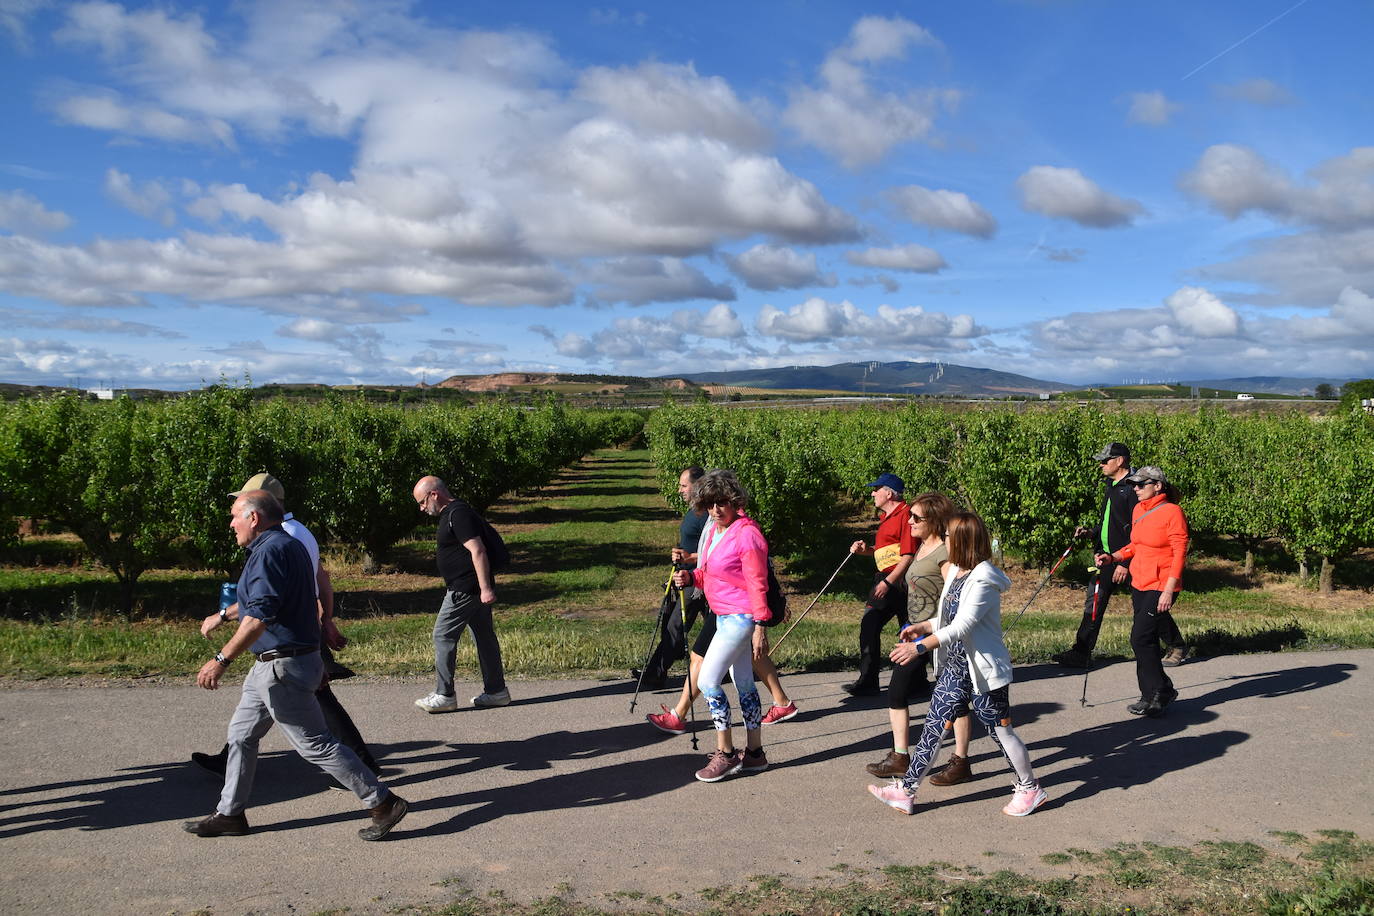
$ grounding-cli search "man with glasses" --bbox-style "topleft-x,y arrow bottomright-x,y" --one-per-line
412,476 -> 510,712
1053,444 -> 1186,668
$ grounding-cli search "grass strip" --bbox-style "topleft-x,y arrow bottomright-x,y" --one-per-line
347,830 -> 1374,914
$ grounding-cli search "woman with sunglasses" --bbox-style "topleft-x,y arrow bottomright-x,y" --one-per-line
1098,466 -> 1189,717
868,511 -> 1047,817
672,469 -> 771,782
865,492 -> 974,786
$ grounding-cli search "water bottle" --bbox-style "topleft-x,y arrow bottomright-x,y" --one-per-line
219,582 -> 237,613
991,537 -> 1003,567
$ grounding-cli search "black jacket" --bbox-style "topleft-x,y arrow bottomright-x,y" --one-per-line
1097,475 -> 1137,557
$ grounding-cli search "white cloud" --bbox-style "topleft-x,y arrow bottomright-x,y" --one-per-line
0,306 -> 182,337
1180,144 -> 1374,230
1125,90 -> 1181,126
683,303 -> 746,339
1215,78 -> 1296,107
1178,144 -> 1293,220
1286,286 -> 1374,341
0,189 -> 71,235
887,185 -> 996,238
1165,286 -> 1241,337
783,15 -> 958,169
576,61 -> 770,149
1016,165 -> 1144,228
727,244 -> 836,290
103,168 -> 175,226
0,0 -> 49,50
755,297 -> 984,345
53,92 -> 234,147
845,244 -> 947,273
587,257 -> 734,305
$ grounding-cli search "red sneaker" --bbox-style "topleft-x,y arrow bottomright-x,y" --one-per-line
760,702 -> 798,725
647,705 -> 687,735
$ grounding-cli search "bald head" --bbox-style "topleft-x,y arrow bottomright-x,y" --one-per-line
413,476 -> 452,516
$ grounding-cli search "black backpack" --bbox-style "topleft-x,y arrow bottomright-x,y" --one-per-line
448,501 -> 510,573
761,559 -> 788,627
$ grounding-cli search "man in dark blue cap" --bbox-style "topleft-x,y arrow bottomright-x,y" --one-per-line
845,473 -> 916,696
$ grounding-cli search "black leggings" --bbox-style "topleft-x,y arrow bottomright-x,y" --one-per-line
887,654 -> 931,708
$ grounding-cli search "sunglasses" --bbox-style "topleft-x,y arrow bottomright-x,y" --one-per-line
910,514 -> 926,522
1131,480 -> 1158,488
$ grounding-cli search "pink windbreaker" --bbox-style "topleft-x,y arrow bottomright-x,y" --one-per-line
691,515 -> 770,622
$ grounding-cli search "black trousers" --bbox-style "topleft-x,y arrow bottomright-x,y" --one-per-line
856,573 -> 909,687
1130,589 -> 1176,699
1074,574 -> 1184,654
645,593 -> 706,680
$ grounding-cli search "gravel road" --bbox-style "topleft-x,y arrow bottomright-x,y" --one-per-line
1,649 -> 1369,914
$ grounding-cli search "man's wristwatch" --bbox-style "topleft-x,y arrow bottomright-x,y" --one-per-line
214,652 -> 231,666
219,607 -> 228,621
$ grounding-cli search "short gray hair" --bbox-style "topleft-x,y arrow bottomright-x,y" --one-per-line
237,489 -> 284,525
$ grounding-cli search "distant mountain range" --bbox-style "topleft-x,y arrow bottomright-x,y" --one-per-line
672,361 -> 1070,396
1174,376 -> 1355,397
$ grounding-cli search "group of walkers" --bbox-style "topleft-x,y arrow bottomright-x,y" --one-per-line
185,437 -> 1190,838
639,440 -> 1191,818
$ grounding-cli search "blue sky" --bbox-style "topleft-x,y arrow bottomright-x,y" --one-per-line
1,0 -> 1372,389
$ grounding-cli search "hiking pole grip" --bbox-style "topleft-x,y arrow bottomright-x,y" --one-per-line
771,550 -> 854,651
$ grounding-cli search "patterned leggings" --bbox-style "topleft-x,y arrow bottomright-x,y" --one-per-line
900,647 -> 1036,793
698,612 -> 763,731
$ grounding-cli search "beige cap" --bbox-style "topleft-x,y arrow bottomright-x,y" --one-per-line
230,472 -> 285,501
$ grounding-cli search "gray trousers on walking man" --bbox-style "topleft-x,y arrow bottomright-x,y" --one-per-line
433,589 -> 506,698
220,653 -> 386,816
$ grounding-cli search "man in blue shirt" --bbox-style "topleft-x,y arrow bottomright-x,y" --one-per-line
186,489 -> 408,841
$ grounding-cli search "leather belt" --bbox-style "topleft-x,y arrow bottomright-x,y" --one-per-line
255,646 -> 319,662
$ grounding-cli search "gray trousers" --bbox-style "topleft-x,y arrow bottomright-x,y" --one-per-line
433,589 -> 505,697
219,653 -> 387,816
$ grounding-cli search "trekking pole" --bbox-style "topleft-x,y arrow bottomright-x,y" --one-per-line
1080,572 -> 1101,707
770,551 -> 854,651
1003,535 -> 1083,631
676,570 -> 699,751
629,569 -> 677,714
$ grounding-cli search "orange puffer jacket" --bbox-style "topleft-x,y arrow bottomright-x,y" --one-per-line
1117,493 -> 1189,592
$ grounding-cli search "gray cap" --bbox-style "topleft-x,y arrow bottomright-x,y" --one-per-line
1092,442 -> 1130,462
1125,466 -> 1167,486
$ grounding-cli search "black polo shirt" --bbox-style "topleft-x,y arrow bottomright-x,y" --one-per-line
436,499 -> 483,593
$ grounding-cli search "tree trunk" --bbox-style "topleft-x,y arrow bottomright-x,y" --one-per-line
1319,556 -> 1334,595
1243,544 -> 1255,577
1298,557 -> 1309,580
361,550 -> 382,575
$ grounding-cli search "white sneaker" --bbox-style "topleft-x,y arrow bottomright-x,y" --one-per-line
414,692 -> 458,713
471,688 -> 511,708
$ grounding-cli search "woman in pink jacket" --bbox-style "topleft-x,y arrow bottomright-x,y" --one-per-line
672,469 -> 771,783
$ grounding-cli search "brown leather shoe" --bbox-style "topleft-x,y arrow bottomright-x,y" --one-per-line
928,754 -> 972,786
358,793 -> 408,841
183,811 -> 250,837
865,750 -> 911,778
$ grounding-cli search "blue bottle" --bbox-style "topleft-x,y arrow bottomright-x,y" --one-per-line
219,582 -> 237,613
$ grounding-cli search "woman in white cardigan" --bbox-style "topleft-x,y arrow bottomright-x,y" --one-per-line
867,511 -> 1048,817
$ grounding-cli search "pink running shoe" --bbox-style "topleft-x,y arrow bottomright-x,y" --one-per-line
1002,784 -> 1048,817
695,749 -> 744,783
867,779 -> 915,815
760,702 -> 798,725
647,705 -> 687,735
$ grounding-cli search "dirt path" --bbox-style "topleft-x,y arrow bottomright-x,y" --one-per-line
2,649 -> 1370,914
